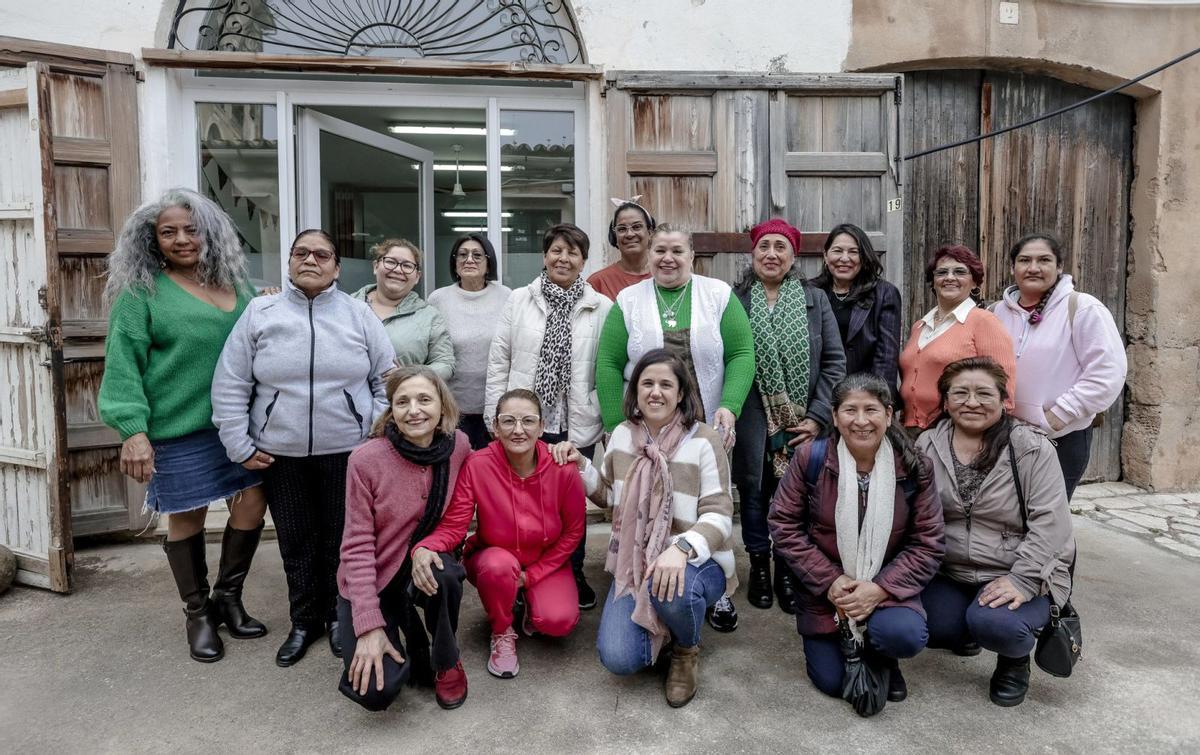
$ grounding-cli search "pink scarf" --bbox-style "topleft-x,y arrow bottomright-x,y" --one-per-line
606,411 -> 690,660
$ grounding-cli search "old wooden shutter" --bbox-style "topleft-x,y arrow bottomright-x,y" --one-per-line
605,73 -> 902,283
0,38 -> 144,589
904,70 -> 1134,482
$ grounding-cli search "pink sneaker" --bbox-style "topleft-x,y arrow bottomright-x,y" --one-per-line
487,628 -> 519,678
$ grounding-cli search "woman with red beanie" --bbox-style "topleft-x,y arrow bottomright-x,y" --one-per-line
412,388 -> 586,679
732,218 -> 847,620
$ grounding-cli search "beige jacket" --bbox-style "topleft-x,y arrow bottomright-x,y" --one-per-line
917,419 -> 1074,605
485,276 -> 611,446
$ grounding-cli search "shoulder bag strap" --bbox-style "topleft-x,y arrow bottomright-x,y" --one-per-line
1008,439 -> 1028,533
805,437 -> 828,490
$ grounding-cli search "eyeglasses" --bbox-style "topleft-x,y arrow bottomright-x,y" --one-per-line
947,388 -> 1001,406
290,246 -> 335,263
615,223 -> 647,235
378,258 -> 418,274
933,267 -> 972,279
496,414 -> 541,431
455,251 -> 485,262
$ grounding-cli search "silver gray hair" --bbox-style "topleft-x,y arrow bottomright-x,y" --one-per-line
104,188 -> 249,303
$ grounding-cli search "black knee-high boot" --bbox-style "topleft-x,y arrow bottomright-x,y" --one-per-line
163,532 -> 224,663
212,523 -> 269,639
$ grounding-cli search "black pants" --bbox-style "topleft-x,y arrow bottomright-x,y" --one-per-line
457,414 -> 492,451
541,431 -> 594,571
262,452 -> 351,625
336,553 -> 465,712
1055,427 -> 1093,501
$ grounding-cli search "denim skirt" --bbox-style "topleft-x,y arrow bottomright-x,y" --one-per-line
145,428 -> 262,514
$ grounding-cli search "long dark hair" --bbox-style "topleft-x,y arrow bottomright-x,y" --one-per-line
1008,233 -> 1065,323
810,223 -> 884,307
830,372 -> 922,477
936,357 -> 1013,473
623,349 -> 705,426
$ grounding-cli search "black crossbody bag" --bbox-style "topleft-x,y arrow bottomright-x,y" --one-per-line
1008,443 -> 1083,677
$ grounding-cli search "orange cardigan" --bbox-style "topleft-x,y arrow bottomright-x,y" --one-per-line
898,308 -> 1017,429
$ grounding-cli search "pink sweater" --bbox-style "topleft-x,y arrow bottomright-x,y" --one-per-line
992,276 -> 1127,438
336,431 -> 471,637
898,307 -> 1017,429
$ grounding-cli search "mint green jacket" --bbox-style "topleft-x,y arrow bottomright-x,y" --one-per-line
351,285 -> 455,381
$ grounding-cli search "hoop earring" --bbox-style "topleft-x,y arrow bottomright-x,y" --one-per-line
633,407 -> 643,418
970,286 -> 981,298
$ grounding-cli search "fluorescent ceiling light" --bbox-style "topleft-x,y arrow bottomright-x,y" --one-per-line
453,226 -> 513,233
442,211 -> 514,218
412,164 -> 513,172
388,125 -> 515,136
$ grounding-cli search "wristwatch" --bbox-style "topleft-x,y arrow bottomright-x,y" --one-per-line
673,537 -> 694,557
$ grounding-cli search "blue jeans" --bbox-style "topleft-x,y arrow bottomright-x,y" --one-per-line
802,607 -> 928,697
596,559 -> 726,675
737,452 -> 778,555
922,573 -> 1051,658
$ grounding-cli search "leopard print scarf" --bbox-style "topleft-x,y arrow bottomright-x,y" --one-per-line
533,271 -> 585,421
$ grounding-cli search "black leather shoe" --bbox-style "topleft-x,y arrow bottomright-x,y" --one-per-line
211,523 -> 268,639
327,620 -> 343,658
706,595 -> 739,633
773,556 -> 797,615
989,654 -> 1031,707
574,567 -> 597,610
163,533 -> 224,663
747,552 -> 773,609
888,666 -> 908,702
953,640 -> 982,656
275,623 -> 324,667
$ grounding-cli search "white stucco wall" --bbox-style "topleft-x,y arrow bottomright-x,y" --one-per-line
572,0 -> 850,71
0,0 -> 851,72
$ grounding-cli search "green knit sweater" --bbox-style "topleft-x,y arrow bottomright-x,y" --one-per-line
595,282 -> 755,431
99,273 -> 253,442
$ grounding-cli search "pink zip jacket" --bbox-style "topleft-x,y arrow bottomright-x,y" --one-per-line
993,275 -> 1127,438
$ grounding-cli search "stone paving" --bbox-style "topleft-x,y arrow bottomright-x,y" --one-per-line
1072,481 -> 1200,559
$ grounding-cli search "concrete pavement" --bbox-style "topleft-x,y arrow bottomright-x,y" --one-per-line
1,516 -> 1198,753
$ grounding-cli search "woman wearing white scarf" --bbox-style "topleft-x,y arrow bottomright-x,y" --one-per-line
769,373 -> 944,708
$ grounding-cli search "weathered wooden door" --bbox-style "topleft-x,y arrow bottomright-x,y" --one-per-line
0,63 -> 71,591
904,70 -> 1134,482
0,38 -> 144,589
605,73 -> 902,283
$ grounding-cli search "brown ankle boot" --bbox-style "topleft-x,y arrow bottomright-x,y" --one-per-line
664,644 -> 700,707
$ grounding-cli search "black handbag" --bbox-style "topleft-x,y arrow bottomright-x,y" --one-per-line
838,615 -> 891,717
1009,442 -> 1082,677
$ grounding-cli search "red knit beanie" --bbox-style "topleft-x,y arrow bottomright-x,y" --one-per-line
749,218 -> 802,257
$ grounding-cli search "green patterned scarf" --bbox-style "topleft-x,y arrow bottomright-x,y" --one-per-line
749,278 -> 811,477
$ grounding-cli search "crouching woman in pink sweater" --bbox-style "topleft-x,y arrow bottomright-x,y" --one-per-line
335,366 -> 472,712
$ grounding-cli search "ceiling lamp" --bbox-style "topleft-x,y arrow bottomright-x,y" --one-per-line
388,124 -> 515,136
451,144 -> 466,199
442,211 -> 514,218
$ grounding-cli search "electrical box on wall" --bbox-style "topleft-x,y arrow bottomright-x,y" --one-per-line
999,2 -> 1020,25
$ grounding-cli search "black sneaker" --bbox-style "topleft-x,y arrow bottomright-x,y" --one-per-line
574,568 -> 597,610
706,595 -> 739,632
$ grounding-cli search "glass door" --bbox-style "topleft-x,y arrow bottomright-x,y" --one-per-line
297,109 -> 435,294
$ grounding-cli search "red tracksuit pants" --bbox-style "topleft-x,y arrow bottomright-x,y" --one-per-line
465,546 -> 580,636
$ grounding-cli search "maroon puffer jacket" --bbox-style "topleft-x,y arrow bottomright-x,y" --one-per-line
767,438 -> 945,636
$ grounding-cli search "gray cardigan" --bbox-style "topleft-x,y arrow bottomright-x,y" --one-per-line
731,277 -> 846,494
916,419 -> 1075,605
212,278 -> 395,462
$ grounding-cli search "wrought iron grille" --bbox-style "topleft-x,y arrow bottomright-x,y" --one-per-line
168,0 -> 585,63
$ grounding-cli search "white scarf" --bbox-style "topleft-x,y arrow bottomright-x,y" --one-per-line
834,436 -> 896,642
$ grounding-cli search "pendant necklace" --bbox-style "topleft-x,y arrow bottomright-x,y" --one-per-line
655,280 -> 691,328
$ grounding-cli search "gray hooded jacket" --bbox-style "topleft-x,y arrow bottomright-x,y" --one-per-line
212,277 -> 395,462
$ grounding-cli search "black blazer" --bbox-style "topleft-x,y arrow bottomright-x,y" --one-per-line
822,279 -> 903,389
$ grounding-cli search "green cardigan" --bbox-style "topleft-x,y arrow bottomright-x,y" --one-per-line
594,282 -> 755,431
99,273 -> 253,442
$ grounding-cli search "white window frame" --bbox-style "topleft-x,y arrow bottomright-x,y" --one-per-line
173,70 -> 590,288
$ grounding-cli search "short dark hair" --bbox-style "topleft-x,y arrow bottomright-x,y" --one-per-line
291,229 -> 339,263
496,388 -> 543,419
810,223 -> 884,306
608,202 -> 656,247
543,223 -> 589,260
936,356 -> 1013,473
448,233 -> 498,283
1008,233 -> 1064,265
924,244 -> 984,287
622,349 -> 705,426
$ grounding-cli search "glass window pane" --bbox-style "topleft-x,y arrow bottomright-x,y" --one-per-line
197,103 -> 281,287
500,110 -> 575,290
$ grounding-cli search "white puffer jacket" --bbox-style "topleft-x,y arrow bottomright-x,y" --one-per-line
485,276 -> 612,446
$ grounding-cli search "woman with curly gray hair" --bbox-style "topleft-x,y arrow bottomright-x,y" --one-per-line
99,188 -> 269,664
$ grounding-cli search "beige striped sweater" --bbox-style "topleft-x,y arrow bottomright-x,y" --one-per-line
581,421 -> 738,594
